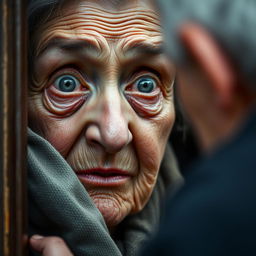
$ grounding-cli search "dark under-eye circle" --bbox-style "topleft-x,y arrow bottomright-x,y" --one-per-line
55,75 -> 79,92
136,77 -> 156,93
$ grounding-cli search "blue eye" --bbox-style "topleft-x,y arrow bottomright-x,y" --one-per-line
55,75 -> 79,92
136,77 -> 156,93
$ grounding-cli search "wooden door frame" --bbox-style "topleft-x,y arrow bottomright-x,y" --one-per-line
0,0 -> 27,255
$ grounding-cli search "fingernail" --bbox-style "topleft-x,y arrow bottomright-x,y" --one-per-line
32,235 -> 44,240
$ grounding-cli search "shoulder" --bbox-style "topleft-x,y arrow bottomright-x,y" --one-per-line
145,167 -> 256,255
143,128 -> 256,255
158,153 -> 256,247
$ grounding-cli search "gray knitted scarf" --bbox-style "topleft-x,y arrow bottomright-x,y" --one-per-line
28,128 -> 182,256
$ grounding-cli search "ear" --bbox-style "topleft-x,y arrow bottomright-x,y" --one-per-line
178,23 -> 236,108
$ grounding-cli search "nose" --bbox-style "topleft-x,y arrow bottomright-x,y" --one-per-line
85,87 -> 132,154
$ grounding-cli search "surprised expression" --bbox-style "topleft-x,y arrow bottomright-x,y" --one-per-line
29,0 -> 175,228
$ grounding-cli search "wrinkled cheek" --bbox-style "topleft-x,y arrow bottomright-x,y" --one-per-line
157,109 -> 176,155
136,130 -> 163,173
131,166 -> 159,214
131,140 -> 162,213
28,100 -> 45,131
28,98 -> 43,129
28,98 -> 75,156
131,116 -> 175,213
44,128 -> 72,156
42,121 -> 81,157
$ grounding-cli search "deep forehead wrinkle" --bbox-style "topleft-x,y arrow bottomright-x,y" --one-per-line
74,5 -> 161,25
36,3 -> 162,57
45,5 -> 161,37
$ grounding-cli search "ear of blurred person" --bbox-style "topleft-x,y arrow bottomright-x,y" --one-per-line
176,22 -> 256,152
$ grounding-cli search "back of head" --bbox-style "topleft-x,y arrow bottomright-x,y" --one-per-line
158,0 -> 256,89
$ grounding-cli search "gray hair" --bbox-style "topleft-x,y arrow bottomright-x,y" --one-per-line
157,0 -> 256,87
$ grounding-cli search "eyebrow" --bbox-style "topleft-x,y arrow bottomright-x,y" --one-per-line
37,38 -> 101,57
124,42 -> 164,56
37,38 -> 164,62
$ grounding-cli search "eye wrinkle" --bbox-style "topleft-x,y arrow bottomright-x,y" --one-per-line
43,86 -> 91,117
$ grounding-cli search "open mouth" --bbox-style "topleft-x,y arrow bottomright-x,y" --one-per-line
76,168 -> 131,186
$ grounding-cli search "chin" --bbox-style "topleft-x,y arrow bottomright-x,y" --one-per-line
91,194 -> 130,228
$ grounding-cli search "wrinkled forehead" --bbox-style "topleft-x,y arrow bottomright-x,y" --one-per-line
35,0 -> 162,57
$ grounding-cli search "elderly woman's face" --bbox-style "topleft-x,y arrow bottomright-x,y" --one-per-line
29,0 -> 175,228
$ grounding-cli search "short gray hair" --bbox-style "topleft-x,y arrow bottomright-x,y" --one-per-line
158,0 -> 256,87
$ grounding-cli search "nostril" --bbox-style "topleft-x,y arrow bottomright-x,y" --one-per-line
89,139 -> 101,147
85,125 -> 102,146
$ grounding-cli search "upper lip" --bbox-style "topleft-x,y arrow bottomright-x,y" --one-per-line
76,168 -> 131,176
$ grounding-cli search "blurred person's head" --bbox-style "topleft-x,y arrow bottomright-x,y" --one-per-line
28,0 -> 176,229
157,0 -> 256,152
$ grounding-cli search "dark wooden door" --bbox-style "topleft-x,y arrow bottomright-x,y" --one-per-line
0,0 -> 27,255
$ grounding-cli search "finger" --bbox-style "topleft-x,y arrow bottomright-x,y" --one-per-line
30,235 -> 74,256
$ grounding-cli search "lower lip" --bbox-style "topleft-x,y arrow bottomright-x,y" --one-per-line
77,174 -> 130,186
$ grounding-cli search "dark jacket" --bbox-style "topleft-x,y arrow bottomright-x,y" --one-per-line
142,112 -> 256,255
